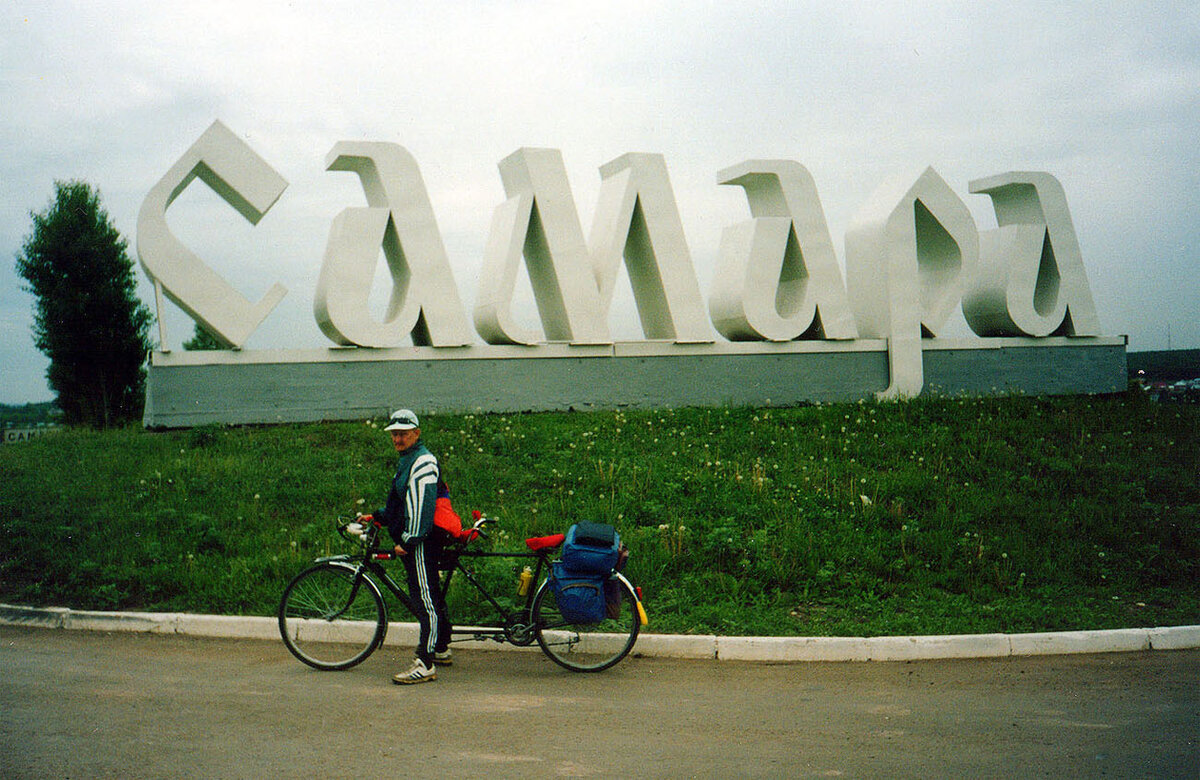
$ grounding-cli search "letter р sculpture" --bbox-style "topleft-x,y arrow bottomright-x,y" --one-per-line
845,167 -> 979,399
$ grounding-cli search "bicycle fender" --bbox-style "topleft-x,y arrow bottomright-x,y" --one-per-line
314,554 -> 356,564
611,572 -> 649,627
610,571 -> 638,599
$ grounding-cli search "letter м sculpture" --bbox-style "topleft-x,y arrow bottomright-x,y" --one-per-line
474,148 -> 611,346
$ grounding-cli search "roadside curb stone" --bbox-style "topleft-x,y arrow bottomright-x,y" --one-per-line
0,604 -> 69,629
176,614 -> 279,640
634,633 -> 719,659
1007,628 -> 1150,656
2,604 -> 1197,662
867,633 -> 1014,662
1149,625 -> 1200,651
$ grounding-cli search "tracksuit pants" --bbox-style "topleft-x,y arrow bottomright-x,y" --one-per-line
402,537 -> 451,665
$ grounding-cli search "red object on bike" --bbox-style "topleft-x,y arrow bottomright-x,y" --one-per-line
525,533 -> 566,552
434,497 -> 464,538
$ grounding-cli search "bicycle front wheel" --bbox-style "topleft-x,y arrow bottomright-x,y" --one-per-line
278,562 -> 387,670
533,575 -> 640,672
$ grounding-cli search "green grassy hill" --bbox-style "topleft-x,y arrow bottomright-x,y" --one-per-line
2,391 -> 1197,637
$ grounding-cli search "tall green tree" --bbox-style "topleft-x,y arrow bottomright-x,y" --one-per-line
16,181 -> 153,427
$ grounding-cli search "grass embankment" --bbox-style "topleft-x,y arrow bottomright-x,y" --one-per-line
2,391 -> 1198,637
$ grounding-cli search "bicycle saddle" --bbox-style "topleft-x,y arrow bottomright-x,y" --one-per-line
525,533 -> 566,552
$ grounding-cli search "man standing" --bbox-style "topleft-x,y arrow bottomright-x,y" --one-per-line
374,408 -> 451,684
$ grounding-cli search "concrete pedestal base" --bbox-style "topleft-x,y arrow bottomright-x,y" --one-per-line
143,337 -> 1127,428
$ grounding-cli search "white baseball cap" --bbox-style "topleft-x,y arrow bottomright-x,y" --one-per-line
383,409 -> 419,431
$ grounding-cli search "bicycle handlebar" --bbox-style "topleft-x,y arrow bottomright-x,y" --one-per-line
469,515 -> 495,538
337,512 -> 494,550
338,519 -> 376,543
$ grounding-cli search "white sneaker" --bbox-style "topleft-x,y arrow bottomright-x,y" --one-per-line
434,649 -> 453,666
392,658 -> 436,685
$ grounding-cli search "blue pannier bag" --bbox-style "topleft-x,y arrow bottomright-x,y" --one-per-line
561,521 -> 620,574
549,562 -> 607,624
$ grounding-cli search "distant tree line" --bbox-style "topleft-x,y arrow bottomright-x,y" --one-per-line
1127,349 -> 1200,382
0,401 -> 61,427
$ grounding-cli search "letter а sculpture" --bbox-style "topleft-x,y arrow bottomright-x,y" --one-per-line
710,160 -> 858,342
963,172 -> 1101,338
313,142 -> 472,347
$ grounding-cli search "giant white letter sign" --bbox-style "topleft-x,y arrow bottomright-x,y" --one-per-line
313,142 -> 472,347
137,120 -> 288,348
963,172 -> 1101,337
710,160 -> 858,342
845,167 -> 979,398
589,154 -> 712,342
474,148 -> 610,346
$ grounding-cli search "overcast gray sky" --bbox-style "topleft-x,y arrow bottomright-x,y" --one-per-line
3,1 -> 1197,404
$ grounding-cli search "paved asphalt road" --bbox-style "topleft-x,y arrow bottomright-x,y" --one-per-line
1,626 -> 1196,778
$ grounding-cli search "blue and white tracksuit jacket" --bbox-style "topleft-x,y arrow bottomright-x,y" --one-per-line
378,441 -> 439,549
376,440 -> 448,663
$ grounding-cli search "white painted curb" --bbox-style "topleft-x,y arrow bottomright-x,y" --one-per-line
2,604 -> 1197,662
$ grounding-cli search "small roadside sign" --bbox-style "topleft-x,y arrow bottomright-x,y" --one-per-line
2,427 -> 54,444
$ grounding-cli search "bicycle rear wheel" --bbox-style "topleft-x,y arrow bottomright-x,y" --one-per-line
533,575 -> 640,672
278,562 -> 387,670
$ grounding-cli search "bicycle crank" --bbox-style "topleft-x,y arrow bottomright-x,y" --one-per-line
504,617 -> 537,646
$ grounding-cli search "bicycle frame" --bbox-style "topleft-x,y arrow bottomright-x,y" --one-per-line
313,538 -> 555,645
441,547 -> 549,643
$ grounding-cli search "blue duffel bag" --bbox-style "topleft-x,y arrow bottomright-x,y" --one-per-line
561,521 -> 620,574
549,561 -> 607,624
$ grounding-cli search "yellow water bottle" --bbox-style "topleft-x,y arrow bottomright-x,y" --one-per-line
517,566 -> 533,596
